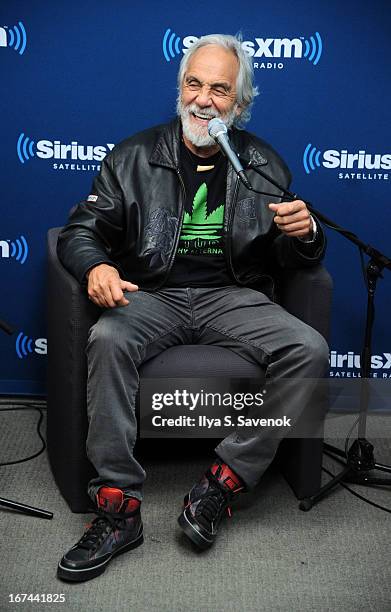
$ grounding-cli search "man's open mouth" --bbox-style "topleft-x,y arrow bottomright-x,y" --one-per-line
191,111 -> 215,121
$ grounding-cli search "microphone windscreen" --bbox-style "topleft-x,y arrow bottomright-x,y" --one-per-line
208,118 -> 227,138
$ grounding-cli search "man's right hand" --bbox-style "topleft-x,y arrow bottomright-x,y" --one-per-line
86,264 -> 138,308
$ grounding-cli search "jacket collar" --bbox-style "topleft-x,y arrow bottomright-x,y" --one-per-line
149,118 -> 181,169
149,117 -> 268,170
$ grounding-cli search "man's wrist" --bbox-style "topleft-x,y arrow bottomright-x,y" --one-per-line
297,216 -> 317,243
85,263 -> 116,281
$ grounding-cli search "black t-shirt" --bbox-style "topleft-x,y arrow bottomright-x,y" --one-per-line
165,141 -> 233,287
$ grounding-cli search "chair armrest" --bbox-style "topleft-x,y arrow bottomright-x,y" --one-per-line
278,264 -> 333,341
47,228 -> 100,375
47,228 -> 99,509
276,265 -> 332,498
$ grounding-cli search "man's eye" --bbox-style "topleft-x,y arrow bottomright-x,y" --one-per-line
212,88 -> 228,96
187,81 -> 201,90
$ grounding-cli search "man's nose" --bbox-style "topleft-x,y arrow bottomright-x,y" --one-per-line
195,86 -> 213,107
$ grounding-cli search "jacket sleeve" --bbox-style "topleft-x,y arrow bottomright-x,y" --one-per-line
271,213 -> 326,269
57,152 -> 125,284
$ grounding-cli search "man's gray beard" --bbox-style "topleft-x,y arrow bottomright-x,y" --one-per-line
177,100 -> 238,148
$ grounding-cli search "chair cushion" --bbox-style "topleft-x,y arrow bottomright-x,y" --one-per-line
139,345 -> 265,377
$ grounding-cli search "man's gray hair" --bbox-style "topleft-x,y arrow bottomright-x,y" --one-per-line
177,34 -> 258,127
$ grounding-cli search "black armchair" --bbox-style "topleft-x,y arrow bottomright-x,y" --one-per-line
47,227 -> 332,512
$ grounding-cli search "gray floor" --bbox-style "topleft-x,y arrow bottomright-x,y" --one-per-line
0,406 -> 390,612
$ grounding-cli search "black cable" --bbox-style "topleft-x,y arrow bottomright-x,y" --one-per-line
247,186 -> 287,199
0,403 -> 46,466
321,464 -> 391,514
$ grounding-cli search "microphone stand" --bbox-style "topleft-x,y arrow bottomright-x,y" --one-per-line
0,318 -> 53,519
240,160 -> 391,509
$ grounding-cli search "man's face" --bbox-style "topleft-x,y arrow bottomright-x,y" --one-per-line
177,44 -> 241,152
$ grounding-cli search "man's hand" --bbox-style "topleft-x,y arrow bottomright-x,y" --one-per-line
86,264 -> 138,308
269,200 -> 312,239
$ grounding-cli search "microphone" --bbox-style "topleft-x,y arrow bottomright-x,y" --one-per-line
208,118 -> 252,190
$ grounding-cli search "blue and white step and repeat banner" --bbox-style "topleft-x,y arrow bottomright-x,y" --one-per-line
1,0 -> 390,395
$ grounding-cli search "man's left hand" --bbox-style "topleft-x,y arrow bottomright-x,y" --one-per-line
268,200 -> 312,239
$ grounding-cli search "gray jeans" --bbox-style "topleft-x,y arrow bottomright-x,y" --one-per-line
86,286 -> 329,501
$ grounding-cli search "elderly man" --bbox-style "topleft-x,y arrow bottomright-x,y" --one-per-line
57,34 -> 328,582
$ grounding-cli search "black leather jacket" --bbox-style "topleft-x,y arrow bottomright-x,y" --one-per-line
58,119 -> 325,296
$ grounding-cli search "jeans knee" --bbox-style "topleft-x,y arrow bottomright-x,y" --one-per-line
87,316 -> 145,368
87,317 -> 127,354
303,330 -> 329,375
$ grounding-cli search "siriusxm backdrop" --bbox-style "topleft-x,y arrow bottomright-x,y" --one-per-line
0,0 -> 390,395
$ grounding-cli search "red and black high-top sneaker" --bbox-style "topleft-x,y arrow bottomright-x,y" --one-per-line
178,461 -> 244,550
57,487 -> 143,582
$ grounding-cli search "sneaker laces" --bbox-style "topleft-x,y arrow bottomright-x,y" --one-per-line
196,485 -> 228,529
194,465 -> 243,530
77,509 -> 131,552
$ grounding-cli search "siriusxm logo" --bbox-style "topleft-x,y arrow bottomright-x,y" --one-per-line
17,133 -> 115,171
330,350 -> 391,378
0,235 -> 29,264
303,144 -> 391,181
330,351 -> 391,370
0,21 -> 27,55
15,332 -> 47,359
162,29 -> 322,66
